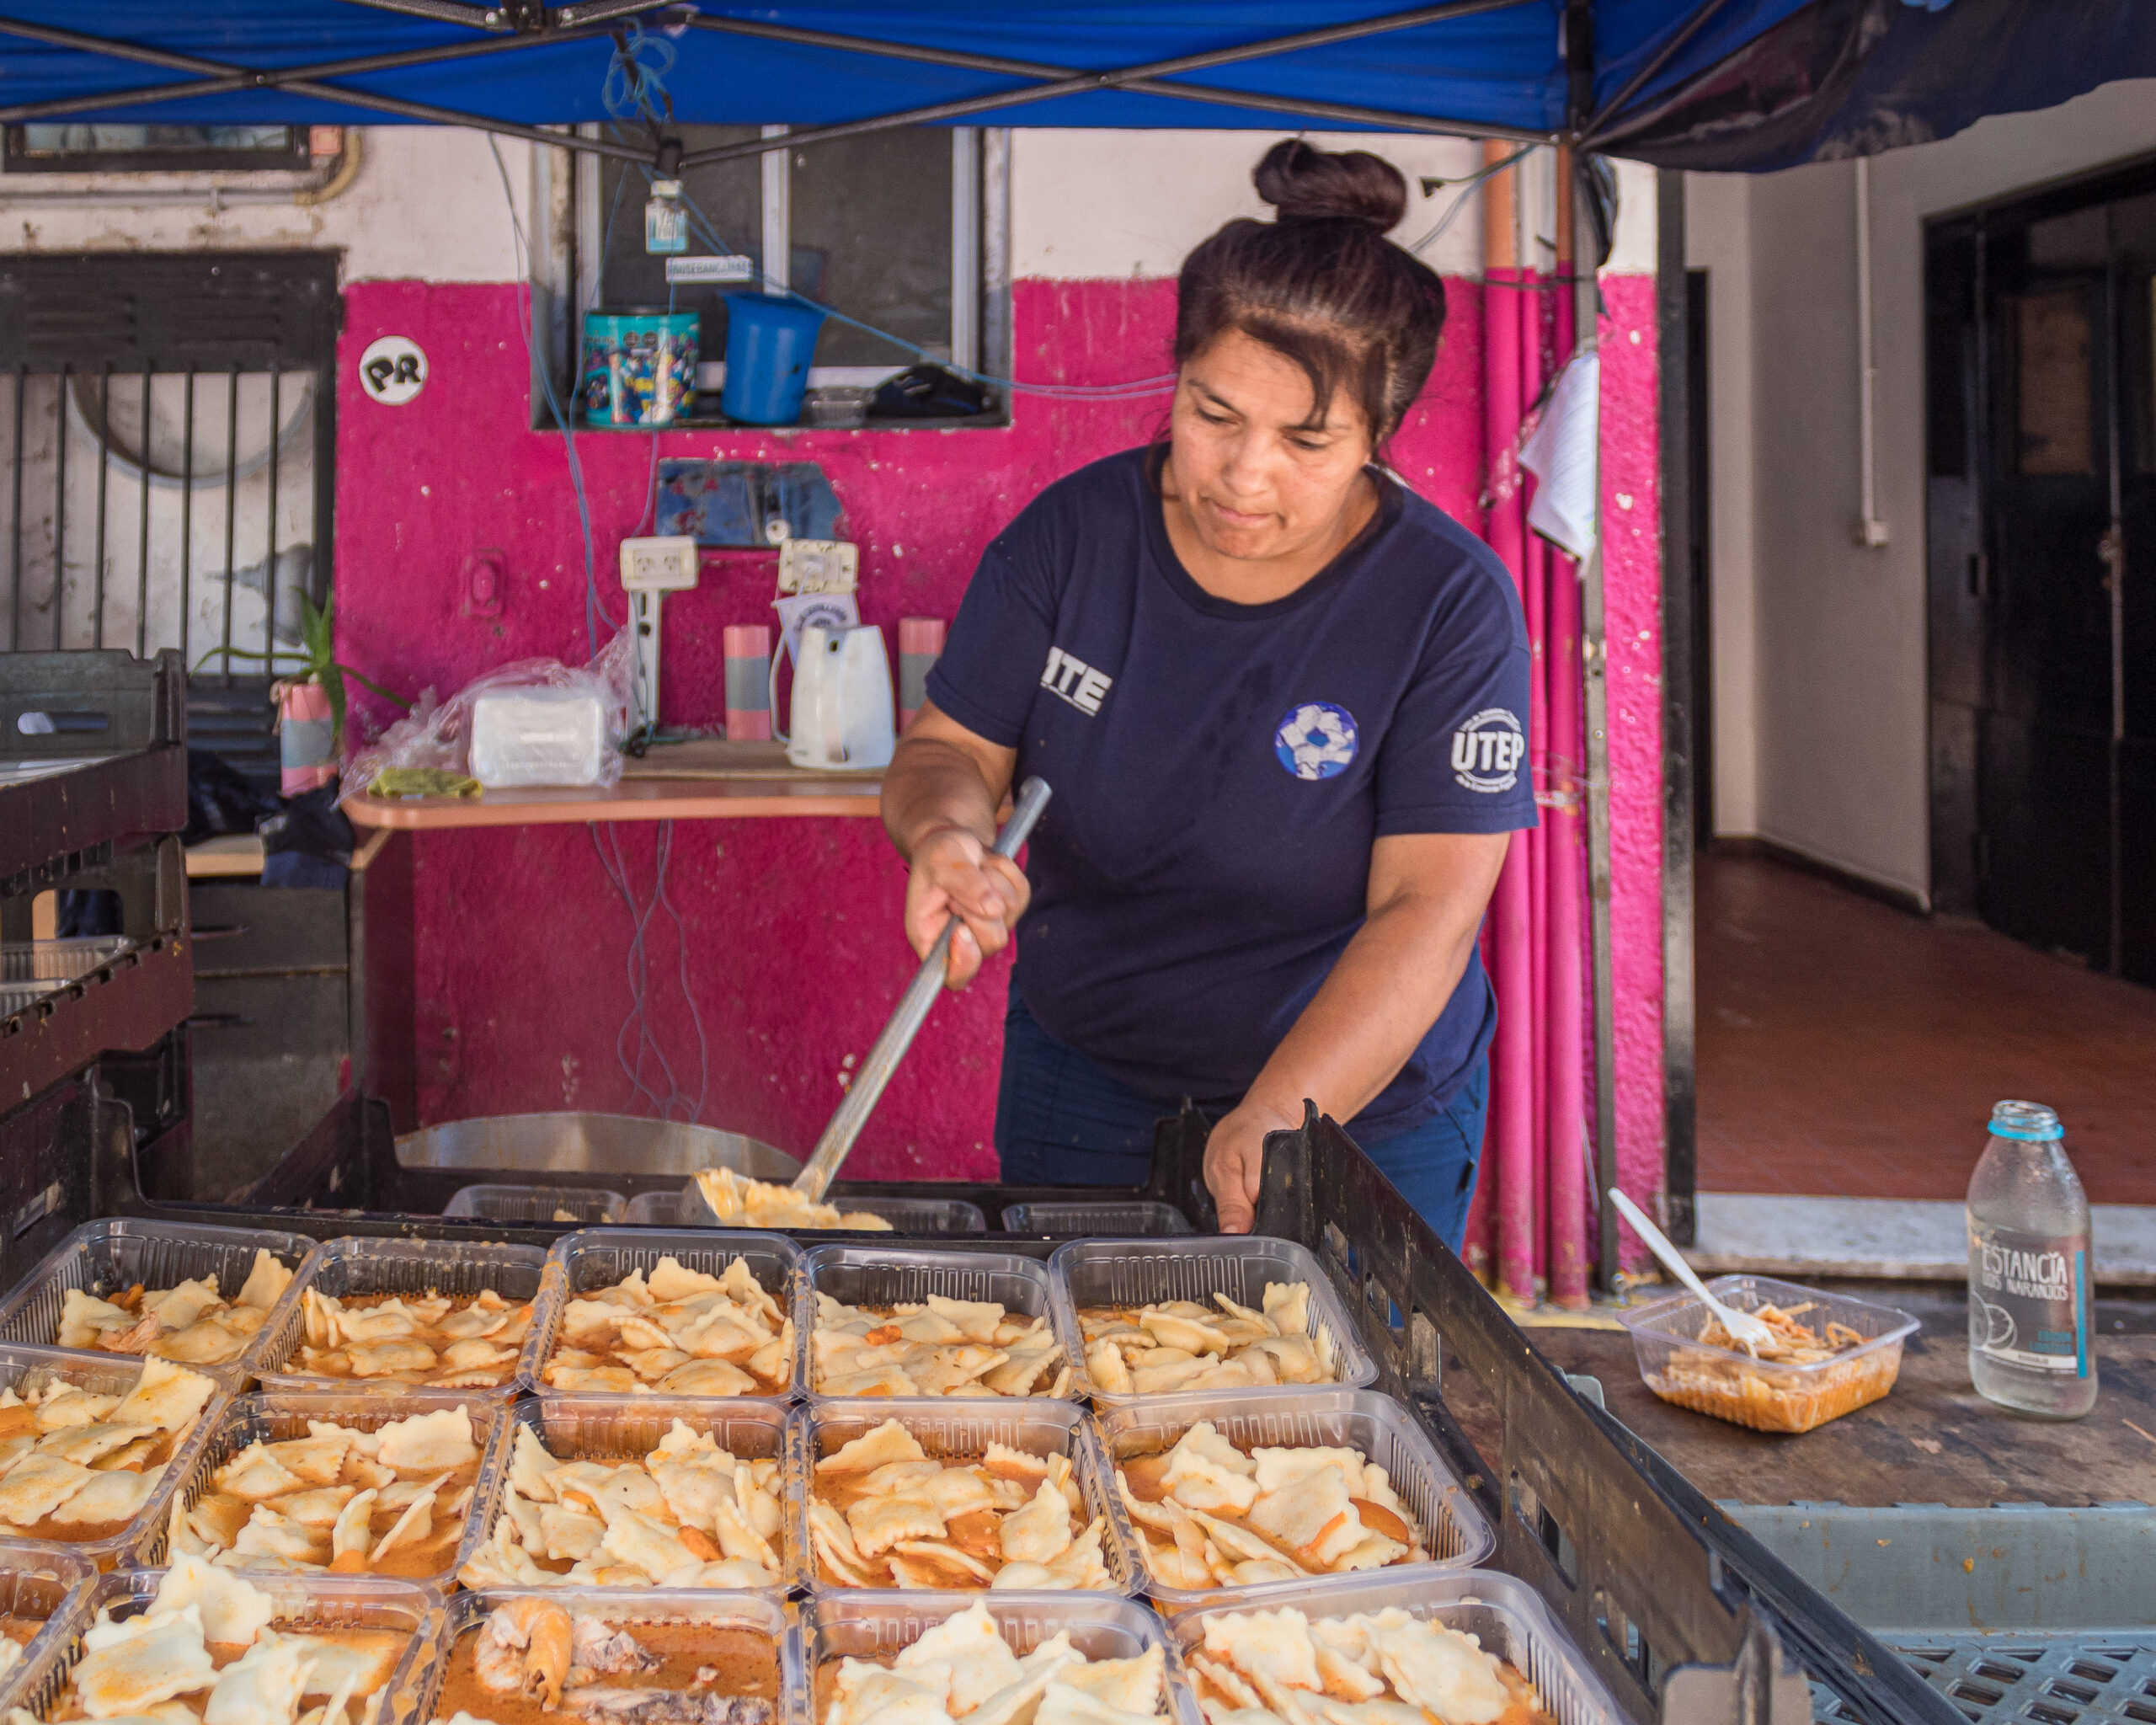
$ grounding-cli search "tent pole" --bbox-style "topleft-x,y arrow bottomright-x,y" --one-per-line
680,0 -> 1550,164
0,28 -> 617,126
0,13 -> 656,159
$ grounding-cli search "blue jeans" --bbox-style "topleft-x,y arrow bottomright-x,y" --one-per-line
994,990 -> 1489,1252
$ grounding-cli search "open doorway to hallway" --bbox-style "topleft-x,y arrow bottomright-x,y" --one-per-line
1681,152 -> 2156,1244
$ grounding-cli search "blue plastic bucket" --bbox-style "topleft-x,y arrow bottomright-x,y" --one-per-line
581,308 -> 698,426
721,294 -> 827,425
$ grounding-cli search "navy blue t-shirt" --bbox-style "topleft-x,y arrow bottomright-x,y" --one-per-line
926,447 -> 1535,1139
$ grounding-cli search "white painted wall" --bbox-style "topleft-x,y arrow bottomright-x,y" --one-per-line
1688,77 -> 2156,899
0,128 -> 533,281
1684,170 -> 1758,839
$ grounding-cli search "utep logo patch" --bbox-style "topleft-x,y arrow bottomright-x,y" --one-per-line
1274,702 -> 1358,781
1452,708 -> 1524,792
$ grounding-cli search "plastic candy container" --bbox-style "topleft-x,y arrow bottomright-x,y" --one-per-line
582,309 -> 700,425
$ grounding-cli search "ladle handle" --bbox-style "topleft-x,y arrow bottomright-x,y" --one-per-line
792,777 -> 1052,1201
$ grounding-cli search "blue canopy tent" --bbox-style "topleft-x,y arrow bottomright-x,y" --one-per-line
0,0 -> 2149,176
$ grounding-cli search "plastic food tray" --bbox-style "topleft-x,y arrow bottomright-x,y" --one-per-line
1046,1238 -> 1377,1407
1091,1388 -> 1495,1607
625,1189 -> 990,1233
0,1341 -> 229,1572
445,1183 -> 627,1225
1618,1274 -> 1920,1434
157,1391 -> 512,1582
0,1538 -> 97,1699
1001,1202 -> 1193,1237
402,1587 -> 796,1725
0,1217 -> 318,1382
0,981 -> 61,1017
471,1396 -> 798,1594
798,1246 -> 1067,1403
253,1236 -> 552,1401
0,1568 -> 441,1725
791,1591 -> 1203,1725
1162,1570 -> 1624,1725
0,938 -> 131,984
528,1227 -> 801,1401
797,1397 -> 1133,1597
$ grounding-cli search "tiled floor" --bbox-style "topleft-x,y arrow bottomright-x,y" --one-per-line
1695,849 -> 2156,1204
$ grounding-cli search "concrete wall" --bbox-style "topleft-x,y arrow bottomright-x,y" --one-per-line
1689,78 -> 2156,898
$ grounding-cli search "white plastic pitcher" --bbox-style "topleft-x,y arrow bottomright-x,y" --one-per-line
783,622 -> 894,771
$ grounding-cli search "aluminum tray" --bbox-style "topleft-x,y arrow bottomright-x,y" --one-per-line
0,1538 -> 97,1699
0,1568 -> 440,1725
1162,1570 -> 1625,1725
0,1341 -> 228,1572
796,1397 -> 1133,1597
625,1189 -> 990,1233
1091,1387 -> 1495,1608
1001,1202 -> 1193,1237
158,1391 -> 512,1582
401,1587 -> 796,1725
529,1227 -> 801,1401
253,1236 -> 552,1401
468,1397 -> 798,1594
799,1246 -> 1067,1403
792,1590 -> 1202,1725
446,1183 -> 627,1225
0,1217 -> 318,1382
1046,1237 -> 1377,1407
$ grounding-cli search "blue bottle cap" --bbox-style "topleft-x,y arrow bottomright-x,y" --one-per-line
1988,1100 -> 2063,1141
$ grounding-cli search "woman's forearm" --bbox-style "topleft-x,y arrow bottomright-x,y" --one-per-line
1237,892 -> 1483,1130
880,706 -> 1014,860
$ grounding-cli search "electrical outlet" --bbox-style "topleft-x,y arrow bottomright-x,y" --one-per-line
776,538 -> 858,595
620,536 -> 699,592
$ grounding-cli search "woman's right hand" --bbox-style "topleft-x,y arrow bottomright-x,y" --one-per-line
905,824 -> 1033,988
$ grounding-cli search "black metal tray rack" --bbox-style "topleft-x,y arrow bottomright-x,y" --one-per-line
61,1078 -> 1956,1725
0,649 -> 193,1285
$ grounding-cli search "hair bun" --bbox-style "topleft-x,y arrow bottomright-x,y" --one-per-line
1253,138 -> 1406,232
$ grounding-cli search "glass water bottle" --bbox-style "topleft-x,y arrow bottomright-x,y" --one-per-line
1967,1100 -> 2098,1418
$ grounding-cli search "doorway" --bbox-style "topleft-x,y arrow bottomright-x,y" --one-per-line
1927,164 -> 2156,985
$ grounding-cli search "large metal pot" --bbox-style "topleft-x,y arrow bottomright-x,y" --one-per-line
393,1111 -> 802,1180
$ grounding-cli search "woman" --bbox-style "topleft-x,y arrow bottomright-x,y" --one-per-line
879,140 -> 1534,1245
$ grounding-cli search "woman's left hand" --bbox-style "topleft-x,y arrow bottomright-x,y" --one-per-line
1203,1098 -> 1297,1233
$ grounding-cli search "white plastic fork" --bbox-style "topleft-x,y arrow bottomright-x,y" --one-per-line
1608,1187 -> 1779,1354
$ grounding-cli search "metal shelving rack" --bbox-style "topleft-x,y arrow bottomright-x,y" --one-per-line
0,650 -> 193,1278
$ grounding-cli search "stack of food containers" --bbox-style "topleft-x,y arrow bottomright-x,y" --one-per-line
0,1216 -> 1623,1725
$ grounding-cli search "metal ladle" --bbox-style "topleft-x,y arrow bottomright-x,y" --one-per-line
683,776 -> 1052,1222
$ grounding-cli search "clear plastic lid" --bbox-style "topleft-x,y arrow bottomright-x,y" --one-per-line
1091,1388 -> 1494,1606
253,1236 -> 553,1401
1000,1203 -> 1194,1238
444,1184 -> 628,1224
1045,1237 -> 1378,1406
796,1398 -> 1133,1595
0,1568 -> 442,1725
791,1590 -> 1203,1725
0,1340 -> 231,1573
0,1217 -> 318,1382
157,1390 -> 514,1582
1161,1570 -> 1625,1725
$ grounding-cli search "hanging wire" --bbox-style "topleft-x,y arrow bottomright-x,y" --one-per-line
1406,142 -> 1535,259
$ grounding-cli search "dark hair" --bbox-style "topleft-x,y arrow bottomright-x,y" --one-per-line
1174,139 -> 1446,444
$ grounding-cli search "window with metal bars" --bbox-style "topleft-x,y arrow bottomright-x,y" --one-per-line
0,252 -> 339,788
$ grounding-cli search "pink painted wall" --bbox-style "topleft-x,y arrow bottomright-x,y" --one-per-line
334,273 -> 1660,1198
1594,279 -> 1668,1250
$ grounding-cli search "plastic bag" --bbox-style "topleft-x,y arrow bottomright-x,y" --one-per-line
341,630 -> 634,801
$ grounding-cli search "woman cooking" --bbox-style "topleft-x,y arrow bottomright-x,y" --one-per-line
879,140 -> 1534,1244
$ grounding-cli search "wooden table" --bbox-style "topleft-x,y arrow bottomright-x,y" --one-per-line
342,739 -> 883,829
1473,1281 -> 2156,1508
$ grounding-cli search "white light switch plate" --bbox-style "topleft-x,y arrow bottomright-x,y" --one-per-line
776,538 -> 858,595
